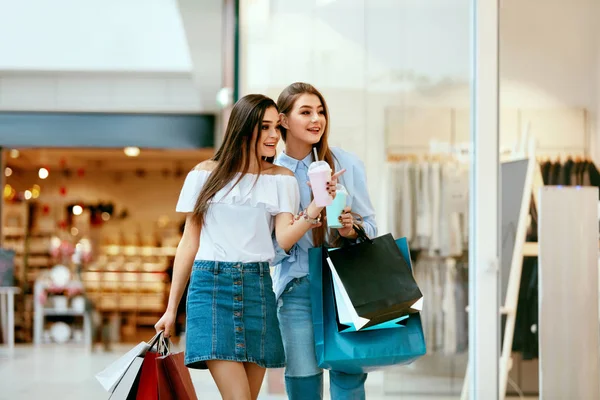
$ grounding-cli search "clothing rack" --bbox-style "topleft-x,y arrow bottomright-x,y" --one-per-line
383,116 -> 591,397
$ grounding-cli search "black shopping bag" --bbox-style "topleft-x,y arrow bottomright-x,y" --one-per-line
327,225 -> 423,331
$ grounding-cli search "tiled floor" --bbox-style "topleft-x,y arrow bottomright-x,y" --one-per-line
0,344 -> 536,400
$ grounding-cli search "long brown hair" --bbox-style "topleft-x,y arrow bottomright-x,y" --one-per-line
193,94 -> 277,226
277,82 -> 336,247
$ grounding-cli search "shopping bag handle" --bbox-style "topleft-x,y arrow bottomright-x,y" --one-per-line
337,223 -> 373,248
148,330 -> 164,349
158,334 -> 171,356
352,224 -> 372,243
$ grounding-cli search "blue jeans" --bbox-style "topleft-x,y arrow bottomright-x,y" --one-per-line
277,276 -> 367,400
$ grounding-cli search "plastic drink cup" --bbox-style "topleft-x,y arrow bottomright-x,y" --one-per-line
308,160 -> 333,206
326,184 -> 348,228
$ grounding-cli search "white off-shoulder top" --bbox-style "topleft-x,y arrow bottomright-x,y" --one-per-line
176,169 -> 300,263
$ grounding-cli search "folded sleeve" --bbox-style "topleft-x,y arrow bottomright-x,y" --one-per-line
271,234 -> 299,266
175,170 -> 210,213
275,176 -> 300,215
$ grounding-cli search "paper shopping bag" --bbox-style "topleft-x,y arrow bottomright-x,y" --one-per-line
157,351 -> 198,400
135,351 -> 160,400
96,331 -> 162,392
310,237 -> 426,374
327,228 -> 423,331
109,357 -> 144,400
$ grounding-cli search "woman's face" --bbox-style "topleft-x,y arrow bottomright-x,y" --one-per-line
254,106 -> 280,158
282,93 -> 327,146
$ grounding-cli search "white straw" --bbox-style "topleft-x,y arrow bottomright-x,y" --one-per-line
312,147 -> 319,161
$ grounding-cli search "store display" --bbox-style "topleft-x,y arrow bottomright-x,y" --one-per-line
49,321 -> 72,343
49,265 -> 71,287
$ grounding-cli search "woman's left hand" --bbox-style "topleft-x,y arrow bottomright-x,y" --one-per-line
337,206 -> 356,238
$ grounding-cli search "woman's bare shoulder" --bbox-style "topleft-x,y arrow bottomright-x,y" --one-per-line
192,160 -> 217,172
263,165 -> 295,177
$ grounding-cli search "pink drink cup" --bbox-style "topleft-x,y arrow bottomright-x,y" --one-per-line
308,161 -> 333,206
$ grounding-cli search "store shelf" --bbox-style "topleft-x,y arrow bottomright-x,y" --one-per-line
81,244 -> 172,337
101,245 -> 177,257
42,309 -> 87,316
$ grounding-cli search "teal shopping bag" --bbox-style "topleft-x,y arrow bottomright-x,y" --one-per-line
309,237 -> 426,374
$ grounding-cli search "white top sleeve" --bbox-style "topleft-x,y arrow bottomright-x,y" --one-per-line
275,176 -> 300,215
175,170 -> 210,213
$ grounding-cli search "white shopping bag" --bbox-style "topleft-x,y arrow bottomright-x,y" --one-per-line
95,331 -> 162,393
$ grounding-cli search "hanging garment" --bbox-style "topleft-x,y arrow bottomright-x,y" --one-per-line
416,163 -> 432,249
558,158 -> 574,186
541,161 -> 552,185
429,163 -> 442,255
442,259 -> 457,355
401,162 -> 415,243
439,163 -> 465,257
455,263 -> 469,353
512,256 -> 538,360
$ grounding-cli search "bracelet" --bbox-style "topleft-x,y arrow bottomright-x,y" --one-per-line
295,209 -> 321,225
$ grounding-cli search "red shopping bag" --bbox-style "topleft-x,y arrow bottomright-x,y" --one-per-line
156,351 -> 197,400
135,351 -> 159,400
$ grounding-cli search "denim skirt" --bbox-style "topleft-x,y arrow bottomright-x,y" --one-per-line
185,260 -> 285,369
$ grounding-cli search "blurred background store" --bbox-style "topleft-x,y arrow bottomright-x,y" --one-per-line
1,0 -> 599,399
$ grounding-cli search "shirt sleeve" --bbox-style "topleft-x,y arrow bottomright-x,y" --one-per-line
175,170 -> 210,213
348,155 -> 378,238
276,176 -> 301,215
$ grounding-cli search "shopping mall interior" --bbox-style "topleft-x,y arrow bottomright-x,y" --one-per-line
1,0 -> 599,399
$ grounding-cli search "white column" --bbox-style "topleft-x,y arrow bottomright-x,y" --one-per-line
469,0 -> 500,398
538,187 -> 599,399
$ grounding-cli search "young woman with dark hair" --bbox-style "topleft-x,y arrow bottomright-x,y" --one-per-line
155,94 -> 340,400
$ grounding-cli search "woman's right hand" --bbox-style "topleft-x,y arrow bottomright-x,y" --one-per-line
154,310 -> 177,338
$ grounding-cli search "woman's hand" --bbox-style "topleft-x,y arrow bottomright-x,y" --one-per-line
154,310 -> 177,338
337,206 -> 357,238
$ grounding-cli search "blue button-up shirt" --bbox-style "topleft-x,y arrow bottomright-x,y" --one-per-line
271,147 -> 378,299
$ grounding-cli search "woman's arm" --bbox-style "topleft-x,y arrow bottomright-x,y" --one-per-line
155,214 -> 200,336
274,201 -> 323,252
274,168 -> 346,252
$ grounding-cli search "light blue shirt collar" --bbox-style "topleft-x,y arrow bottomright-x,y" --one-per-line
277,151 -> 313,172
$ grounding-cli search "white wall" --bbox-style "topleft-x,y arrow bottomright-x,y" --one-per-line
176,0 -> 223,110
0,0 -> 224,113
240,0 -> 599,218
0,71 -> 203,112
0,0 -> 191,72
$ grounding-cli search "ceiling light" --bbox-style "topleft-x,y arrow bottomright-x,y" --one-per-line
124,147 -> 141,157
9,149 -> 19,159
4,167 -> 12,177
24,190 -> 32,200
71,227 -> 79,236
73,205 -> 83,216
38,168 -> 49,179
